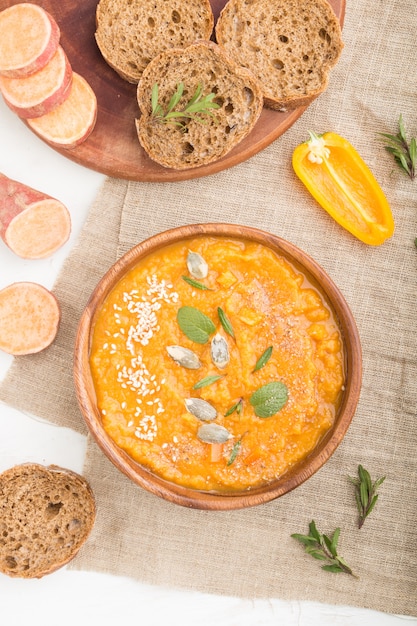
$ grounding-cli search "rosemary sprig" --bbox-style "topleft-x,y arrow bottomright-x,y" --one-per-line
348,464 -> 385,529
292,521 -> 358,578
379,114 -> 416,180
151,82 -> 220,129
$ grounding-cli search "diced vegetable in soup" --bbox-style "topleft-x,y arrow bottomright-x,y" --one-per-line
89,236 -> 345,492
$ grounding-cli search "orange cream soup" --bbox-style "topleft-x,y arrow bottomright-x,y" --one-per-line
89,236 -> 345,492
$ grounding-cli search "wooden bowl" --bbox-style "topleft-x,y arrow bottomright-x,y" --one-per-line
74,224 -> 362,509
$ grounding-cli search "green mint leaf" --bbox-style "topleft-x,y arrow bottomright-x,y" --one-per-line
217,307 -> 235,338
253,346 -> 273,372
193,374 -> 224,389
177,306 -> 215,344
181,276 -> 211,290
250,381 -> 288,418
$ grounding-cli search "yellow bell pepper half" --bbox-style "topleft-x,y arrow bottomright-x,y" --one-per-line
292,132 -> 395,245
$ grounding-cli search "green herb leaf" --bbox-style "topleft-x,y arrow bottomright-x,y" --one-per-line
322,564 -> 344,573
227,433 -> 247,466
217,307 -> 235,338
177,306 -> 216,344
150,82 -> 220,130
292,521 -> 358,578
379,114 -> 416,180
181,275 -> 211,290
309,520 -> 321,543
224,398 -> 243,417
253,346 -> 273,372
193,374 -> 224,389
349,464 -> 386,528
250,381 -> 288,418
151,84 -> 161,116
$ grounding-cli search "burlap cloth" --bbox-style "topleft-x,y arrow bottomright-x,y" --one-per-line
1,0 -> 416,616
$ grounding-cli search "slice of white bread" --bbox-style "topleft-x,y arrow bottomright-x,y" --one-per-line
136,41 -> 264,169
0,463 -> 95,578
215,0 -> 344,111
95,0 -> 215,83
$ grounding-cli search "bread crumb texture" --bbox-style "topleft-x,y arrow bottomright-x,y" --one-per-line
0,464 -> 95,578
216,0 -> 344,110
136,41 -> 264,169
95,0 -> 214,83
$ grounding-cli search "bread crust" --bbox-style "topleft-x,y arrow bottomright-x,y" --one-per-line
95,0 -> 215,83
215,0 -> 344,111
0,463 -> 96,578
136,41 -> 264,169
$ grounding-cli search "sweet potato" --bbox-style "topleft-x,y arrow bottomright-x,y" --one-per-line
0,46 -> 73,118
27,73 -> 98,149
0,282 -> 60,355
0,173 -> 71,259
0,4 -> 60,78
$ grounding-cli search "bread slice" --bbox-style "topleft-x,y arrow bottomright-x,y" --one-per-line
95,0 -> 215,83
0,464 -> 95,578
136,41 -> 264,169
215,0 -> 344,111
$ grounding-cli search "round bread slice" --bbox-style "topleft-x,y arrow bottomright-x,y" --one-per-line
215,0 -> 344,111
95,0 -> 215,83
136,41 -> 264,170
0,464 -> 96,578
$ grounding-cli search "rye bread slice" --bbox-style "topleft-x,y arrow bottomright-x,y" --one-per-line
95,0 -> 214,83
215,0 -> 344,111
136,41 -> 264,170
0,463 -> 95,578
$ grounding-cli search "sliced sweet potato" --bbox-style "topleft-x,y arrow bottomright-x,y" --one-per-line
0,173 -> 71,259
27,73 -> 98,149
0,46 -> 73,118
0,4 -> 60,78
0,282 -> 61,355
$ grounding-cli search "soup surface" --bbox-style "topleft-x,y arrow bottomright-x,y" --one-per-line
89,236 -> 345,491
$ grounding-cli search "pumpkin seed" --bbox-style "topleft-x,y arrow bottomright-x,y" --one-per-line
185,397 -> 217,421
187,251 -> 208,279
197,423 -> 231,444
211,333 -> 229,369
166,345 -> 201,369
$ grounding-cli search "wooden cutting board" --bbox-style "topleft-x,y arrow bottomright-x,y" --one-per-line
0,0 -> 345,181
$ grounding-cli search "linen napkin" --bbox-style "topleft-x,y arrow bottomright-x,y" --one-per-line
1,0 -> 416,615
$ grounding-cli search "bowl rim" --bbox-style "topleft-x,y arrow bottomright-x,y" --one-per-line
73,223 -> 362,510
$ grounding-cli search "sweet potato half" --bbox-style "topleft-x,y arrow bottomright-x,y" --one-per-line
0,282 -> 61,356
0,174 -> 71,259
